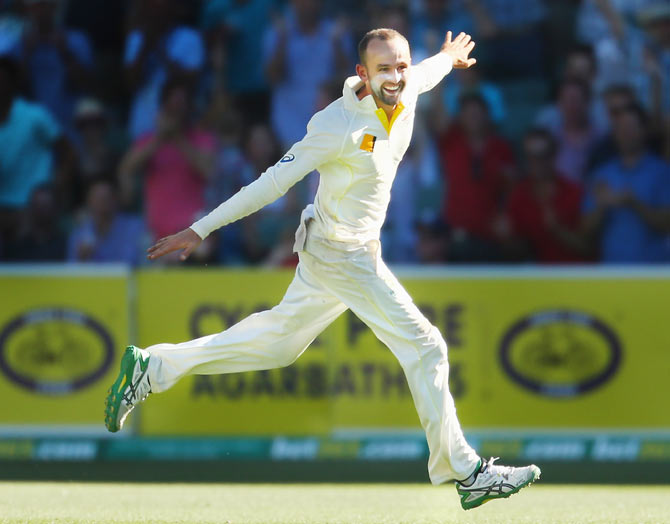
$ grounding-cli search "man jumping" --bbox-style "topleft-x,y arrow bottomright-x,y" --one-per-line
105,29 -> 540,510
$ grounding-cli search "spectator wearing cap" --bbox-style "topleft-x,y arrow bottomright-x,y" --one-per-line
6,0 -> 94,141
588,2 -> 670,161
438,93 -> 515,263
263,0 -> 354,149
504,129 -> 588,263
587,84 -> 638,171
74,99 -> 120,179
124,0 -> 205,140
68,179 -> 145,266
0,56 -> 75,239
3,183 -> 66,262
582,104 -> 670,263
118,78 -> 215,245
71,98 -> 125,209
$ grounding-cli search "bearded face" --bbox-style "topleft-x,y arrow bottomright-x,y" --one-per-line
358,35 -> 411,110
369,69 -> 406,106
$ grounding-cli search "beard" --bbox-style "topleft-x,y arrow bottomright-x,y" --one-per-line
370,75 -> 405,106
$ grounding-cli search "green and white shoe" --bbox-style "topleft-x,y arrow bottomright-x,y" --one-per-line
456,457 -> 541,510
104,346 -> 152,432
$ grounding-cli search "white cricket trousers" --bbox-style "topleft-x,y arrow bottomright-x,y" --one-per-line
145,231 -> 480,484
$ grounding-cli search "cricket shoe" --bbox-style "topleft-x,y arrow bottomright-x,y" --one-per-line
456,457 -> 541,510
104,346 -> 151,432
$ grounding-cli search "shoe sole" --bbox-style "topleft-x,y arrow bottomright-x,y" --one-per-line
460,465 -> 541,511
104,346 -> 137,433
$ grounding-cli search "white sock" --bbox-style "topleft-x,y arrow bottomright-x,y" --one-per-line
458,459 -> 483,486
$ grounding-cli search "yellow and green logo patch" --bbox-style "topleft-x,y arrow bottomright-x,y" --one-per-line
359,134 -> 377,153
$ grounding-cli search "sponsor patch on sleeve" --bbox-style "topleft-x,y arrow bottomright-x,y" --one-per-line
359,134 -> 377,153
280,154 -> 295,163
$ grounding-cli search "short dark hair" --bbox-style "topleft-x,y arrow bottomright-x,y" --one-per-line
459,92 -> 490,114
358,28 -> 408,65
616,102 -> 649,129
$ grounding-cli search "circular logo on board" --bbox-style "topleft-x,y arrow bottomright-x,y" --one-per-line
499,310 -> 622,397
0,308 -> 114,395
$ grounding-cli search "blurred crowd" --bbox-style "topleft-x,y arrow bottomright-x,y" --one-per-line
1,0 -> 670,267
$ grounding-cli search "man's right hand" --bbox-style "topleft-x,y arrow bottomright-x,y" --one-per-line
147,228 -> 202,261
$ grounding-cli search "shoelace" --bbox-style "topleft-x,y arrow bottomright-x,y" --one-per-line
483,457 -> 512,481
134,377 -> 151,405
122,367 -> 151,407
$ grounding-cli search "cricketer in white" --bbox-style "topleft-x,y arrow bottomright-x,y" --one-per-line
107,29 -> 540,509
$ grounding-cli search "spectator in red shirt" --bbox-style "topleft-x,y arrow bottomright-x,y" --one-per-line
438,92 -> 514,262
118,77 -> 216,247
505,128 -> 589,263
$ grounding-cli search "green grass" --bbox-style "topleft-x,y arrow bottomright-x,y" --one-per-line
0,482 -> 668,524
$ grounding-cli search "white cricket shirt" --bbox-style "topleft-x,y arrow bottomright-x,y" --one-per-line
190,52 -> 453,244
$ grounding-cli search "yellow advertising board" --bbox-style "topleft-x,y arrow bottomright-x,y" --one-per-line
136,268 -> 670,435
0,267 -> 129,427
399,272 -> 670,428
136,269 -> 335,435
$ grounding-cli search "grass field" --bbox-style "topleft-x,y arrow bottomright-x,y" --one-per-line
0,482 -> 668,524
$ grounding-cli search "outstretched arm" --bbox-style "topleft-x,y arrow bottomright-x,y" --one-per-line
147,112 -> 344,261
413,31 -> 477,94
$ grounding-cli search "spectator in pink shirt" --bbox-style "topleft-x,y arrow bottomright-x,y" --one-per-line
118,78 -> 215,244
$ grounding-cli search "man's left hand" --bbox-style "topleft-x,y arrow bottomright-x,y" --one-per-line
441,31 -> 477,69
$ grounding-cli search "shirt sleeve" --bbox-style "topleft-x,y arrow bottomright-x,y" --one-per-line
190,111 -> 344,239
411,52 -> 453,95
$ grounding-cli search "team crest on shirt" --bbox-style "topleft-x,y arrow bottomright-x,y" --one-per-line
360,134 -> 377,153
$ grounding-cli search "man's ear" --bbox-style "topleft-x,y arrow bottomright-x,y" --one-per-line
356,63 -> 368,82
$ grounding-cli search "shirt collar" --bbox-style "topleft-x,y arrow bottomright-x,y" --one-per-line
342,76 -> 406,132
342,75 -> 376,113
